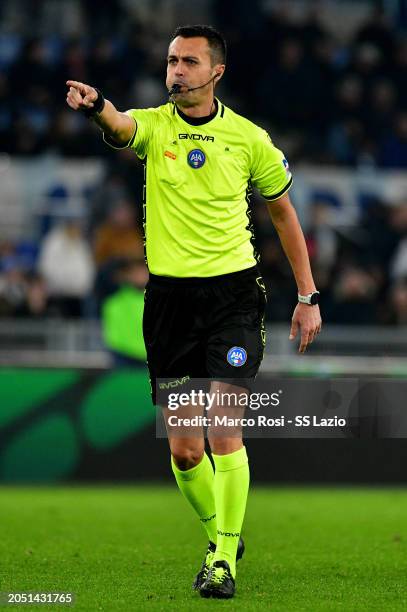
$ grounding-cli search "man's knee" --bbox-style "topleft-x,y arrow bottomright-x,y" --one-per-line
170,440 -> 204,470
208,435 -> 243,456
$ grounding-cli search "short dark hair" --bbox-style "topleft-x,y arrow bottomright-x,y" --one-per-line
171,25 -> 226,65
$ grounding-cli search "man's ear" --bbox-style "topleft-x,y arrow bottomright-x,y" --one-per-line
213,65 -> 225,85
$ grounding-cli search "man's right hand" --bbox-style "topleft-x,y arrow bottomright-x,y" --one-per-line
66,79 -> 135,146
66,80 -> 98,112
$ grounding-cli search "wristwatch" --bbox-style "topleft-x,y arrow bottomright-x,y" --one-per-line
298,291 -> 320,305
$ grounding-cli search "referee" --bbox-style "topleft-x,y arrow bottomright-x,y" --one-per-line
66,25 -> 321,599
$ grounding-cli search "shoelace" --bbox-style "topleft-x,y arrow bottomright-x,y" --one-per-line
210,565 -> 228,585
198,549 -> 214,582
203,551 -> 214,574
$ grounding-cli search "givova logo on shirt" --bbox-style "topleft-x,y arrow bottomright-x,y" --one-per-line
227,347 -> 247,367
187,149 -> 206,169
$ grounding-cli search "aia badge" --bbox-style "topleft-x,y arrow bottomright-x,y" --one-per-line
187,149 -> 206,169
227,346 -> 247,367
282,158 -> 291,176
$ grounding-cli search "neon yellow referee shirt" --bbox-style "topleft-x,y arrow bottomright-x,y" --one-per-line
103,99 -> 292,278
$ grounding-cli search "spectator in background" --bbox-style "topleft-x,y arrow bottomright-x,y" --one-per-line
327,264 -> 379,324
347,43 -> 384,91
14,272 -> 48,318
365,79 -> 397,142
305,32 -> 336,146
257,38 -> 318,131
378,112 -> 407,168
389,204 -> 407,284
60,39 -> 88,87
0,71 -> 12,151
0,258 -> 27,316
0,243 -> 48,318
93,199 -> 144,266
334,75 -> 365,124
354,4 -> 395,60
301,4 -> 328,54
388,278 -> 407,325
8,38 -> 56,100
50,108 -> 90,156
358,199 -> 400,304
389,38 -> 407,108
8,38 -> 55,155
38,216 -> 94,317
81,0 -> 126,37
304,201 -> 338,291
88,37 -> 123,98
213,0 -> 269,113
88,172 -> 130,231
327,118 -> 366,166
92,199 -> 144,317
101,257 -> 148,367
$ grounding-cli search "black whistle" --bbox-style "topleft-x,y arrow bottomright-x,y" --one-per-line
168,84 -> 182,95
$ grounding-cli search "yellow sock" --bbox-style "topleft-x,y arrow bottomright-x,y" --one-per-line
171,452 -> 217,544
211,446 -> 250,577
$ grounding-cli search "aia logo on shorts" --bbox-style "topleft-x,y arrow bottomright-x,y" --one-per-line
187,149 -> 206,168
227,346 -> 247,367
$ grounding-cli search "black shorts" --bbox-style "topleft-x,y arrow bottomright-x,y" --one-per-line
143,265 -> 267,405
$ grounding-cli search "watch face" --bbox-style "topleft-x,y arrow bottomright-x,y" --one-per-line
310,292 -> 320,305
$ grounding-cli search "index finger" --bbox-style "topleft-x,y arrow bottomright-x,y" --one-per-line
66,80 -> 88,95
299,330 -> 310,354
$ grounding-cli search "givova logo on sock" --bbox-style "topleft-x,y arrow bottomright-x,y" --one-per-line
200,514 -> 216,523
217,529 -> 240,537
227,347 -> 247,367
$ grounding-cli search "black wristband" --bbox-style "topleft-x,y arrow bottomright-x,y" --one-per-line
82,87 -> 105,117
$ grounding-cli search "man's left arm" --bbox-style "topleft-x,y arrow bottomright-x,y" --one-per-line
266,192 -> 322,353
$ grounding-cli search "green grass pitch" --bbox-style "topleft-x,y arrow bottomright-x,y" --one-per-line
1,485 -> 406,611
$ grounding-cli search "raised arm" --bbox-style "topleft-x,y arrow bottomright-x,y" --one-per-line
66,80 -> 135,146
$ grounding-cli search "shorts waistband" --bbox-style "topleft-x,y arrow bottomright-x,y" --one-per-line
148,265 -> 259,287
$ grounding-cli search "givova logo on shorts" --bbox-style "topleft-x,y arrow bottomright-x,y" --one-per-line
227,346 -> 247,367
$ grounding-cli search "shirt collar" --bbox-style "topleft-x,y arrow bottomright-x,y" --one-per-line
175,98 -> 219,126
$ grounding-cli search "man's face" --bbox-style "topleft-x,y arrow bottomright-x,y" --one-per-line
166,36 -> 223,107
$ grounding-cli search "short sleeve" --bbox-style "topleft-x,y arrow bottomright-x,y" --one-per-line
102,108 -> 156,159
250,128 -> 293,200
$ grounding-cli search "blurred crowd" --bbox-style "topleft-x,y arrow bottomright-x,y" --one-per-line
0,190 -> 145,318
217,2 -> 407,168
0,0 -> 407,327
0,1 -> 406,166
1,171 -> 407,326
255,194 -> 407,325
